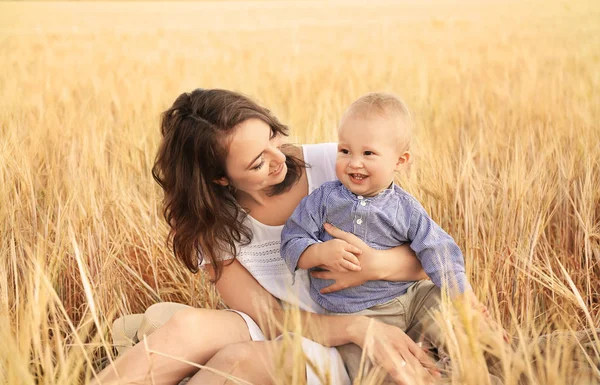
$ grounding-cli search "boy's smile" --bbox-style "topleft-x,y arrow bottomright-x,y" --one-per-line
349,173 -> 368,183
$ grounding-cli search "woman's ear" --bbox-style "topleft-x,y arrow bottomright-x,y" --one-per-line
213,177 -> 229,187
395,151 -> 411,170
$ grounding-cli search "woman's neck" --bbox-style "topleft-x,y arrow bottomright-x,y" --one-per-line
234,189 -> 273,208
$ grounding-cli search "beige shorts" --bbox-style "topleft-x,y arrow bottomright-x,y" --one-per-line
328,280 -> 442,383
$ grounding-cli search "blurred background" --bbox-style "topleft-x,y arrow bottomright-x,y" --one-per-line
1,1 -> 599,384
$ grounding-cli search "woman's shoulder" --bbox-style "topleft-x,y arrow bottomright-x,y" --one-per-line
301,142 -> 338,192
301,142 -> 337,159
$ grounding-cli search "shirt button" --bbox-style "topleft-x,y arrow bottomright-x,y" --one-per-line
360,201 -> 366,206
357,195 -> 363,200
356,218 -> 363,225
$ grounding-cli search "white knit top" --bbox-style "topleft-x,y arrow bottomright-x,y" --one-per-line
205,143 -> 338,313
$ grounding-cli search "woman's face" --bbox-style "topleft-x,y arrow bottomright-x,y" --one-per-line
222,118 -> 287,194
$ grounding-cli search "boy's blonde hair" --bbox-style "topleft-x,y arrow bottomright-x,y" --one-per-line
340,92 -> 413,151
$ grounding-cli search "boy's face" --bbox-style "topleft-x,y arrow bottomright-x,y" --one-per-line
336,113 -> 409,197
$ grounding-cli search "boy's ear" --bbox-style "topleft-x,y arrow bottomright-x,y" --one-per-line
395,151 -> 411,170
214,177 -> 229,187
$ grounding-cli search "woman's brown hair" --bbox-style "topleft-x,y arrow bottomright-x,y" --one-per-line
152,89 -> 305,281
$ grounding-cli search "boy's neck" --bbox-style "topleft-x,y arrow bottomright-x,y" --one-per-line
347,180 -> 395,198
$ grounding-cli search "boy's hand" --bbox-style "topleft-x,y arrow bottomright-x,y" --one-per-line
318,239 -> 362,272
464,291 -> 490,318
463,291 -> 511,343
481,312 -> 511,343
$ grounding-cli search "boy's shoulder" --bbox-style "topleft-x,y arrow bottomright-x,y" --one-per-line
390,184 -> 426,212
310,179 -> 343,195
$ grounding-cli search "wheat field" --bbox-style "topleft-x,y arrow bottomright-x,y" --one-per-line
1,1 -> 599,384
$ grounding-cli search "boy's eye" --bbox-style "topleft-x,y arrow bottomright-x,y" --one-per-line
364,151 -> 374,156
339,149 -> 349,154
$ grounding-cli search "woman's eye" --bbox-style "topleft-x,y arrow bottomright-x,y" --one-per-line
364,151 -> 374,156
253,161 -> 265,170
270,129 -> 277,140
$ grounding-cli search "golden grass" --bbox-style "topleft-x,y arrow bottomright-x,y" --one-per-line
1,1 -> 599,384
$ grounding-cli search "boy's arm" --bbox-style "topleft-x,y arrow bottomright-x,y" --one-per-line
282,184 -> 362,273
280,186 -> 328,273
405,200 -> 471,297
403,201 -> 510,339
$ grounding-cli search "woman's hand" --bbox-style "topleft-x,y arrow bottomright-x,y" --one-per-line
349,316 -> 440,385
310,223 -> 426,294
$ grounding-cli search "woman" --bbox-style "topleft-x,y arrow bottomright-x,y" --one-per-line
92,88 -> 437,385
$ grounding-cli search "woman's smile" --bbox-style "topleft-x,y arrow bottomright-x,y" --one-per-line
269,162 -> 285,176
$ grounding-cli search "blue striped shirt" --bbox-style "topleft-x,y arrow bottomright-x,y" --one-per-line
281,180 -> 471,313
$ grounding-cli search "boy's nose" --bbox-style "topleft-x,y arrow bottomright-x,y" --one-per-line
349,158 -> 363,168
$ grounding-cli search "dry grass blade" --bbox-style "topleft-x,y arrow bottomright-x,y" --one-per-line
1,0 -> 599,384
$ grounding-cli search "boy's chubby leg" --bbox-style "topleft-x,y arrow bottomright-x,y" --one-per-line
403,281 -> 506,384
330,295 -> 409,383
333,281 -> 447,384
403,280 -> 442,350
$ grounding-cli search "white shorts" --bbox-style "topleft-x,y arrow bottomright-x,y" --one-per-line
228,310 -> 351,385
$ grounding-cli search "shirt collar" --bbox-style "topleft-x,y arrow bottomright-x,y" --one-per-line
338,180 -> 395,201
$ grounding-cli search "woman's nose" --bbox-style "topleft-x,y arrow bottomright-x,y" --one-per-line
269,142 -> 286,164
274,149 -> 286,163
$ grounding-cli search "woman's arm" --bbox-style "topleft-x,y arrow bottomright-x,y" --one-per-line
309,223 -> 427,294
294,311 -> 438,384
205,259 -> 364,344
206,259 -> 437,384
205,259 -> 360,343
204,260 -> 282,339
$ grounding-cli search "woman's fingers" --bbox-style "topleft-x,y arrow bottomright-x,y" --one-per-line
375,349 -> 430,385
377,338 -> 428,385
319,281 -> 348,294
377,356 -> 411,385
401,348 -> 433,384
363,322 -> 436,385
310,269 -> 355,293
310,267 -> 369,293
407,340 -> 439,377
310,269 -> 334,280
